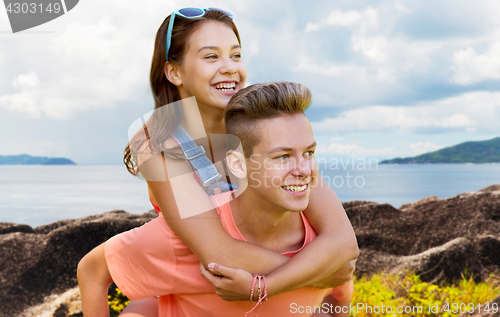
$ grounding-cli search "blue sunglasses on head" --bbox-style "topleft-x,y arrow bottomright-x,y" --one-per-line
166,7 -> 234,61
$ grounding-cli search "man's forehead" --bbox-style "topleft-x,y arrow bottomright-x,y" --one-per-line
254,114 -> 315,153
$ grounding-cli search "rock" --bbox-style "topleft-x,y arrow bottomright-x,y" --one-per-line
0,223 -> 34,234
0,210 -> 157,317
355,236 -> 500,283
399,195 -> 440,211
345,191 -> 500,256
343,190 -> 500,283
478,184 -> 500,193
3,187 -> 500,316
19,287 -> 82,317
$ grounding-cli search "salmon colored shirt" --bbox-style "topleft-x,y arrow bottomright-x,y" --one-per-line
105,192 -> 331,316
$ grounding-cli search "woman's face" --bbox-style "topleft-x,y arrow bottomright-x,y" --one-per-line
175,21 -> 247,112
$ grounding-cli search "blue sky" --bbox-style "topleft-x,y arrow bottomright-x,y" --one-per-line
1,0 -> 500,165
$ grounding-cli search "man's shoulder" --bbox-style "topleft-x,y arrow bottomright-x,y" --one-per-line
209,190 -> 235,214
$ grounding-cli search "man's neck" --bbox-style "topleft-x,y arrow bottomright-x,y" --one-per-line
230,190 -> 305,254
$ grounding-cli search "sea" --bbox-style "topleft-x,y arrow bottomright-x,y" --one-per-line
1,163 -> 500,227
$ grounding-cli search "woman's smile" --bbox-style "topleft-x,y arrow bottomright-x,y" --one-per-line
176,21 -> 247,110
212,80 -> 239,95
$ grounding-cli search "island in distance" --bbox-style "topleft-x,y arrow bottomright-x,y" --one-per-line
0,154 -> 76,165
381,136 -> 500,164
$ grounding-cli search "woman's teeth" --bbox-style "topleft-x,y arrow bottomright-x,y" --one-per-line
214,82 -> 236,91
283,185 -> 307,192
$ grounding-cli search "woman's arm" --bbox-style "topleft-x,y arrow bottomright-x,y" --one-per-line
148,178 -> 290,271
142,150 -> 290,272
148,149 -> 358,296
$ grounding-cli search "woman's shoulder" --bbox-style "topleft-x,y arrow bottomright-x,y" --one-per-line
137,136 -> 191,181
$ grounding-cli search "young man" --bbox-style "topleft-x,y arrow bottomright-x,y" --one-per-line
78,82 -> 356,316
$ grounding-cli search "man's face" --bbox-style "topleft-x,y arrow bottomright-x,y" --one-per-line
245,113 -> 318,213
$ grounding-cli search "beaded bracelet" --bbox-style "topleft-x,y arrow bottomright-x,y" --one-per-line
245,274 -> 268,316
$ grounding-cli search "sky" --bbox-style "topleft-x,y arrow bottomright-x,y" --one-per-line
1,0 -> 500,165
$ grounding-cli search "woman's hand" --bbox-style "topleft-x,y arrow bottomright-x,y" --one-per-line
199,263 -> 255,301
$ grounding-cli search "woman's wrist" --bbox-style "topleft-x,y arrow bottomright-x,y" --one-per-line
246,275 -> 268,316
259,274 -> 280,298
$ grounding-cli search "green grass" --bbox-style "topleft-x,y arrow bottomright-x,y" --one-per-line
351,271 -> 499,316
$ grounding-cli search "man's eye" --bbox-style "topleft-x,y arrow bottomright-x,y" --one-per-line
275,154 -> 289,159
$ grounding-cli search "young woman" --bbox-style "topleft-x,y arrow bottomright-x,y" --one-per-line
78,8 -> 358,317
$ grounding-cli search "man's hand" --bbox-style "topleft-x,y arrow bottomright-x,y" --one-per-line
309,260 -> 356,289
200,263 -> 255,301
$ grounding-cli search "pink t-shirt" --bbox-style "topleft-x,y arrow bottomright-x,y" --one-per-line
105,192 -> 331,316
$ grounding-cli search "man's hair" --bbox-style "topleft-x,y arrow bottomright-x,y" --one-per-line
224,81 -> 312,157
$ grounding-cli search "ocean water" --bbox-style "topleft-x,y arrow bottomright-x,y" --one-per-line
0,165 -> 150,227
318,161 -> 500,207
1,164 -> 499,227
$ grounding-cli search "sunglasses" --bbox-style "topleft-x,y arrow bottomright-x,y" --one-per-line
165,7 -> 234,61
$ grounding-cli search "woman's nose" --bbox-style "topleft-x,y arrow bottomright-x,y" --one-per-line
219,57 -> 237,74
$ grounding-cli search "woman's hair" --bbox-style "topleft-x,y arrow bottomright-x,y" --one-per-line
224,81 -> 312,158
124,9 -> 241,175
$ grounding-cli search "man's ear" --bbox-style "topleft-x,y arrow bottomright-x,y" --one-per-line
225,150 -> 247,179
164,61 -> 182,86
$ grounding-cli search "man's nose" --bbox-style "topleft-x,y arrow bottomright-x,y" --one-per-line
291,156 -> 312,177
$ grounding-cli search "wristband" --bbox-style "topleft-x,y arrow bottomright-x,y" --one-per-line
245,275 -> 268,316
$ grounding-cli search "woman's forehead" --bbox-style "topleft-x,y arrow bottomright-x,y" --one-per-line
186,21 -> 240,52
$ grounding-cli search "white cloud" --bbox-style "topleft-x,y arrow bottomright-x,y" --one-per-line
450,41 -> 500,85
317,142 -> 397,156
312,91 -> 500,134
326,10 -> 364,28
0,89 -> 41,118
294,56 -> 366,78
316,140 -> 444,159
3,0 -> 500,164
393,0 -> 411,13
408,142 -> 443,155
297,6 -> 444,104
0,72 -> 42,117
329,136 -> 345,141
0,18 -> 152,120
305,22 -> 321,33
12,71 -> 39,89
306,7 -> 378,32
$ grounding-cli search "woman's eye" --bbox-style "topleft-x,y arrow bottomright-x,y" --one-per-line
232,53 -> 241,58
205,54 -> 218,59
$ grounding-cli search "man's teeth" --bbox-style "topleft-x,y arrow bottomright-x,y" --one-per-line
214,82 -> 236,91
283,185 -> 307,192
